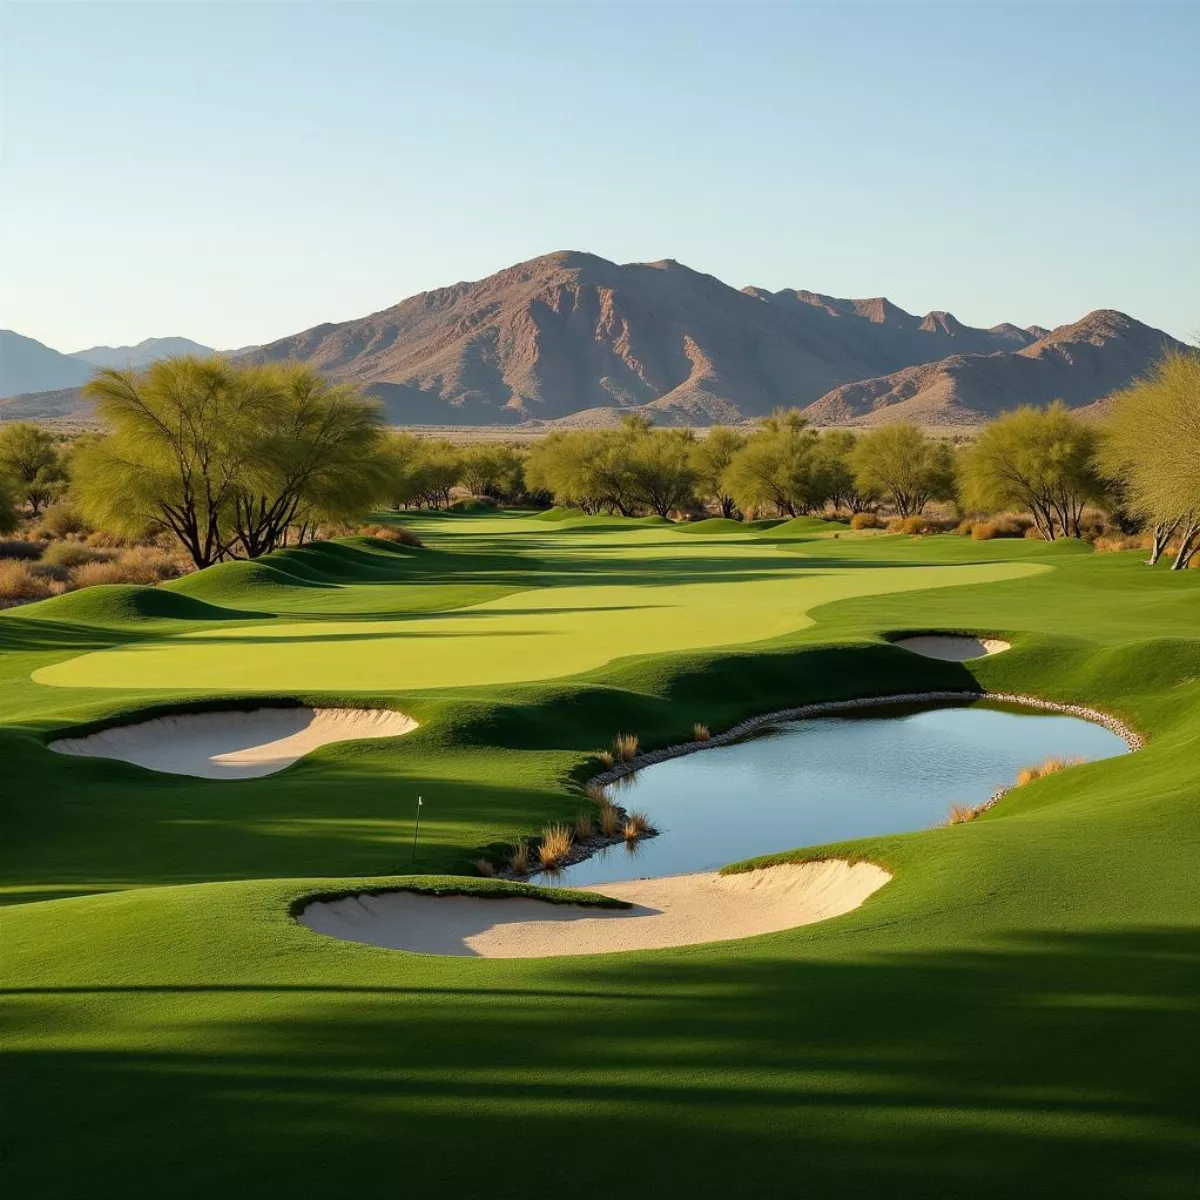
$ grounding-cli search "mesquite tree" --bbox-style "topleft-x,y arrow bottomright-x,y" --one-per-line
1100,350 -> 1200,570
962,404 -> 1104,540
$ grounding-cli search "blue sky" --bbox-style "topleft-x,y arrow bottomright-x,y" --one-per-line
2,1 -> 1196,351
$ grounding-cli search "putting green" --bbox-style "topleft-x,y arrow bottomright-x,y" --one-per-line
32,559 -> 1043,691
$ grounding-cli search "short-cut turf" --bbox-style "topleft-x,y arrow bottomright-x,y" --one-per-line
2,511 -> 1198,1199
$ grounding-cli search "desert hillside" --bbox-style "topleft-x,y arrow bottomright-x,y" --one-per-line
3,255 -> 1183,427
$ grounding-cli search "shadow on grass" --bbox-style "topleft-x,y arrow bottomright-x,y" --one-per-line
4,927 -> 1198,1199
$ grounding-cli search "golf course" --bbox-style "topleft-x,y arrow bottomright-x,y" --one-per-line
3,510 -> 1199,1198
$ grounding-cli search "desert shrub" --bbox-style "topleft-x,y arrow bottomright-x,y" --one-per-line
508,840 -> 531,875
849,512 -> 882,530
901,515 -> 931,535
1094,534 -> 1143,553
614,733 -> 639,762
885,516 -> 906,533
955,519 -> 976,536
357,523 -> 424,547
0,561 -> 54,603
37,503 -> 90,538
29,562 -> 69,582
474,858 -> 496,877
693,723 -> 711,742
0,539 -> 42,561
85,529 -> 133,548
40,541 -> 109,568
972,521 -> 998,541
537,823 -> 573,870
573,812 -> 595,842
115,546 -> 184,583
67,561 -> 129,589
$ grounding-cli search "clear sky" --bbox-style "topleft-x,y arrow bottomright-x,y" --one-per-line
2,0 -> 1196,352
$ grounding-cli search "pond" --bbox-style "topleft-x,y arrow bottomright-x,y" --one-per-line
544,702 -> 1129,889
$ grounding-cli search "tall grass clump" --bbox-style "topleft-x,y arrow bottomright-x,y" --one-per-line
1016,756 -> 1084,786
693,723 -> 711,742
850,512 -> 882,530
596,801 -> 621,837
538,824 -> 573,870
508,839 -> 531,875
573,812 -> 595,842
474,858 -> 496,877
597,750 -> 615,769
623,810 -> 654,840
946,801 -> 988,825
614,733 -> 639,762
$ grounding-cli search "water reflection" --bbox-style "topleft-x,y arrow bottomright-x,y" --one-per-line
546,702 -> 1128,889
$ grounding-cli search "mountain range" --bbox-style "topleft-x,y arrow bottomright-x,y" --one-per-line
2,252 -> 1186,427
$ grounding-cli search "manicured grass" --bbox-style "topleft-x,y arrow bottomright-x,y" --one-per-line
2,513 -> 1198,1199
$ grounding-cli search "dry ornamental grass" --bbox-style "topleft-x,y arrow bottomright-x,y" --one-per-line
537,824 -> 573,870
614,733 -> 639,761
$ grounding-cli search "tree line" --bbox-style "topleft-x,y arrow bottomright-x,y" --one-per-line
0,349 -> 1195,571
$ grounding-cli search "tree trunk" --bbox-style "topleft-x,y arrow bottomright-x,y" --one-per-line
1147,517 -> 1181,566
1170,521 -> 1199,571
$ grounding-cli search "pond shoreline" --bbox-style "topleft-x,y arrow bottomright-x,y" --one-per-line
590,691 -> 1143,790
514,691 -> 1142,884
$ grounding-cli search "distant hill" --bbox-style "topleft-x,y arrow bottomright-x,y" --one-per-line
70,337 -> 216,370
799,311 -> 1187,426
3,253 -> 1182,426
243,251 -> 1045,425
0,330 -> 93,399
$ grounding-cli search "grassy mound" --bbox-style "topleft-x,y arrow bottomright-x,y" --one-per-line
673,517 -> 747,534
5,583 -> 256,626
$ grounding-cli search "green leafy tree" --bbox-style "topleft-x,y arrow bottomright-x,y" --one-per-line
459,444 -> 525,501
722,410 -> 828,517
692,427 -> 746,517
853,424 -> 956,519
74,357 -> 385,567
962,403 -> 1103,540
1100,350 -> 1200,569
627,428 -> 698,518
0,423 -> 66,515
815,429 -> 877,515
226,364 -> 386,557
414,440 -> 464,509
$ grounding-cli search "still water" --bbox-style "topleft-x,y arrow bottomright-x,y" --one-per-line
546,702 -> 1128,889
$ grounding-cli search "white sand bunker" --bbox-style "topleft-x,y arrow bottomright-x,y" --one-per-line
49,707 -> 417,780
298,860 -> 891,958
894,635 -> 1010,661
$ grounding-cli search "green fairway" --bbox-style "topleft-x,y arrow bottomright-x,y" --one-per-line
3,511 -> 1198,1199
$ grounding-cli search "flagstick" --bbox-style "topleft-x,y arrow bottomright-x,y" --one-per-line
411,796 -> 423,866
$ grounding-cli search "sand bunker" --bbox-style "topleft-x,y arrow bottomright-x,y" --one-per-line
49,707 -> 417,779
894,635 -> 1010,661
298,860 -> 891,957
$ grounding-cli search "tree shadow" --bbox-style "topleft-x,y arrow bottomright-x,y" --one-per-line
4,927 -> 1197,1198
